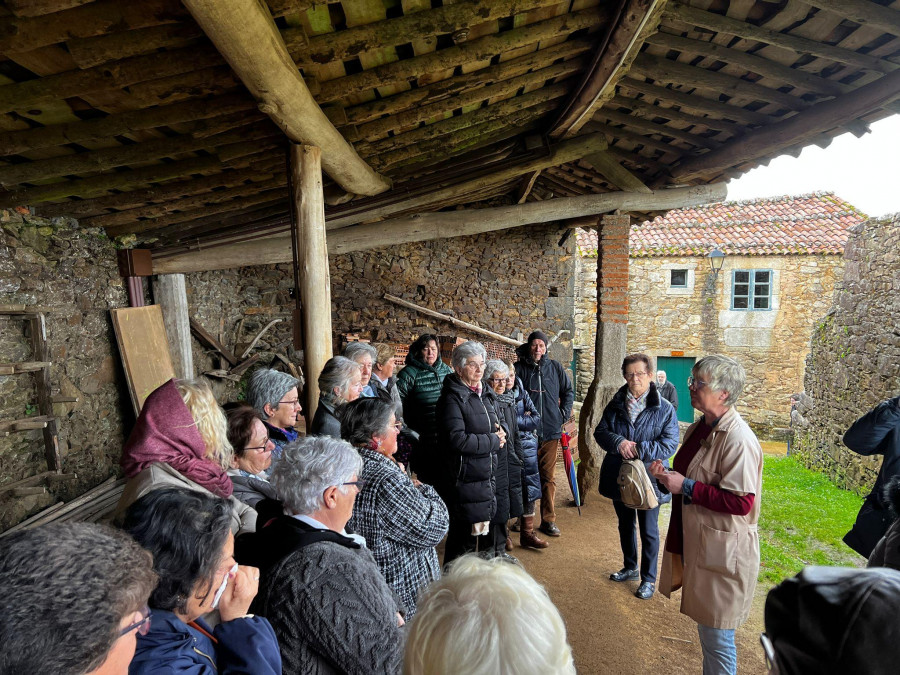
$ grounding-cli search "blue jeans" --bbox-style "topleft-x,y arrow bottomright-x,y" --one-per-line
697,624 -> 737,675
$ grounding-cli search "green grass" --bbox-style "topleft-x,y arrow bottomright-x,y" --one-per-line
758,454 -> 865,586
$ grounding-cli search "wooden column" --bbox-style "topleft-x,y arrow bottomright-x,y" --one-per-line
577,213 -> 631,500
151,274 -> 194,380
290,143 -> 332,422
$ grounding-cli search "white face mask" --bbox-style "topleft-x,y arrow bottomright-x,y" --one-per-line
212,563 -> 238,609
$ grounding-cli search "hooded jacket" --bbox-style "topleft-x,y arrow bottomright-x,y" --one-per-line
396,355 -> 453,484
513,343 -> 574,442
512,376 -> 542,504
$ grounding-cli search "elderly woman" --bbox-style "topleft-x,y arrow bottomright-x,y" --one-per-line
344,341 -> 378,398
309,355 -> 363,438
118,378 -> 256,534
506,361 -> 547,549
484,359 -> 525,553
650,355 -> 763,675
235,436 -> 406,674
594,354 -> 679,600
224,403 -> 277,508
405,556 -> 576,675
397,333 -> 453,486
436,341 -> 516,566
246,368 -> 303,459
370,342 -> 403,417
342,397 -> 449,617
121,488 -> 281,674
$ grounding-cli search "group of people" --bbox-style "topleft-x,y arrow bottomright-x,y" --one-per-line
2,324 -> 900,675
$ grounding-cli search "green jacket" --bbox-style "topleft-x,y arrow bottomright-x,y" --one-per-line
396,355 -> 453,484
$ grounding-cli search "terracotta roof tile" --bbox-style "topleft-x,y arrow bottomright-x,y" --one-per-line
576,192 -> 867,257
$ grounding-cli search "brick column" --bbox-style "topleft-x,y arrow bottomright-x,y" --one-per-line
577,213 -> 629,499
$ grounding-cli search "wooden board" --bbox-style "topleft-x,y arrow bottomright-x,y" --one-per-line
110,305 -> 175,415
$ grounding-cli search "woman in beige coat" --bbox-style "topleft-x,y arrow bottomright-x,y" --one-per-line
650,355 -> 763,675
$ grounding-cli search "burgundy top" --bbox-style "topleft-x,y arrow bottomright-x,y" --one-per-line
120,378 -> 233,497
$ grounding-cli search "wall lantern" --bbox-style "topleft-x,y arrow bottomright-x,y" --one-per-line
707,247 -> 726,276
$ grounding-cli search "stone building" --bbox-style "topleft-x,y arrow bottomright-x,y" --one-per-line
575,193 -> 867,438
792,213 -> 900,494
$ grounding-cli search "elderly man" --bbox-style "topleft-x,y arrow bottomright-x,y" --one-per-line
246,368 -> 303,459
514,330 -> 574,537
235,435 -> 405,674
0,522 -> 157,675
656,370 -> 679,410
344,341 -> 378,399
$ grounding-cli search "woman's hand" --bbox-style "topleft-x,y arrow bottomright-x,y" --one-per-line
650,460 -> 684,494
495,424 -> 507,447
618,439 -> 638,459
219,565 -> 260,622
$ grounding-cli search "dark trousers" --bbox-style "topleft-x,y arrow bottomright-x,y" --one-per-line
613,500 -> 661,584
443,517 -> 507,568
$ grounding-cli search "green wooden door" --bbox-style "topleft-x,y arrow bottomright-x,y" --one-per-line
657,356 -> 696,423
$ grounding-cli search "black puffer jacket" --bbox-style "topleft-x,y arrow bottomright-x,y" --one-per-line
493,389 -> 525,520
436,374 -> 511,525
514,344 -> 574,442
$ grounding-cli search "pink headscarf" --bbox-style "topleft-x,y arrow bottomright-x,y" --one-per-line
121,379 -> 233,497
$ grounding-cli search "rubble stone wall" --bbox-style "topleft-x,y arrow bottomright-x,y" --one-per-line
792,216 -> 900,494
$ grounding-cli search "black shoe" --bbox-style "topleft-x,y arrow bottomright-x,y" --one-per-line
635,581 -> 655,599
538,522 -> 561,537
609,568 -> 640,582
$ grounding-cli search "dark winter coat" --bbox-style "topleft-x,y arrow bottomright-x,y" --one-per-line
236,515 -> 405,675
594,382 -> 679,503
658,380 -> 679,410
435,374 -> 510,525
228,469 -> 278,509
493,390 -> 525,520
514,346 -> 574,442
396,356 -> 453,484
129,611 -> 281,675
309,398 -> 341,439
843,396 -> 900,558
868,477 -> 900,571
512,377 -> 542,504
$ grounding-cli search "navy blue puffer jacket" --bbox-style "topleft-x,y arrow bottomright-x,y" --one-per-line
512,377 -> 542,504
594,382 -> 679,503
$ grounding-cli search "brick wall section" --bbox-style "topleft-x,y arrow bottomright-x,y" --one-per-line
0,210 -> 130,530
793,215 -> 900,494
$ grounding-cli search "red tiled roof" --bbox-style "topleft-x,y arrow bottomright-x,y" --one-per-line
576,192 -> 867,258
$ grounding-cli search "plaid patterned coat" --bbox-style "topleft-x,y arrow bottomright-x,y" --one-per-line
348,447 -> 449,617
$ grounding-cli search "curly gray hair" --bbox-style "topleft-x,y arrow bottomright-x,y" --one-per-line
246,369 -> 301,420
271,436 -> 363,516
483,359 -> 510,384
694,355 -> 746,406
451,340 -> 487,371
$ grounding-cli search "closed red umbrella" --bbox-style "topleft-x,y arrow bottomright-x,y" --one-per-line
561,432 -> 581,515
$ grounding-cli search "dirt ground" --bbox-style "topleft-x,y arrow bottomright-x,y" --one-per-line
507,465 -> 769,674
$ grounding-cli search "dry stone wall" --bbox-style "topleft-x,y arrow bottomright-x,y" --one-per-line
0,209 -> 130,529
793,215 -> 900,494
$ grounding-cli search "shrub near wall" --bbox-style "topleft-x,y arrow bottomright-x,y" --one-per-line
793,215 -> 900,494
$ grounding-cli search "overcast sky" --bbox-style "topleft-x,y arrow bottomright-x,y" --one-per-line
725,114 -> 900,218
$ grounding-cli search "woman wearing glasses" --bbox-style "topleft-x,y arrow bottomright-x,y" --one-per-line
594,353 -> 679,600
342,397 -> 449,617
224,403 -> 278,509
650,355 -> 763,675
246,368 -> 303,460
122,487 -> 281,675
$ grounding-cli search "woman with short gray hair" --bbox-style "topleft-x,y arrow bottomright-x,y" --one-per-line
309,356 -> 363,439
651,354 -> 763,675
344,342 -> 378,398
246,368 -> 303,459
235,436 -> 405,674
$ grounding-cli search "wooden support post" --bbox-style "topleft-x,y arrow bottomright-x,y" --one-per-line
290,144 -> 332,422
152,274 -> 194,380
28,314 -> 61,472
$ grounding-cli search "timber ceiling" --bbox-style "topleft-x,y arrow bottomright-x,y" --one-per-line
0,0 -> 897,263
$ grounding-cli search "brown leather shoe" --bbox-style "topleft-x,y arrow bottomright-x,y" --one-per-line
520,515 -> 549,549
506,536 -> 514,552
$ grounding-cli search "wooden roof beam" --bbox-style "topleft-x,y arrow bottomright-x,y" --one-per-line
153,183 -> 727,273
803,0 -> 900,39
667,68 -> 900,184
608,94 -> 741,136
582,151 -> 652,193
182,0 -> 389,196
598,108 -> 721,150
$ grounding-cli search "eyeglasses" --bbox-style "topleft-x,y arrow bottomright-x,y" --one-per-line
464,361 -> 485,369
340,480 -> 366,490
119,607 -> 152,637
245,437 -> 272,452
624,371 -> 649,379
278,398 -> 302,408
389,422 -> 403,430
687,375 -> 709,390
487,377 -> 506,383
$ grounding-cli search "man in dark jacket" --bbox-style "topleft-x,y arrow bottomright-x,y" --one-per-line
843,395 -> 900,558
514,330 -> 574,537
656,370 -> 679,410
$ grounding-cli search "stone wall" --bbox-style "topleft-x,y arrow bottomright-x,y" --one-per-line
0,209 -> 130,530
186,222 -> 577,395
793,215 -> 900,494
575,242 -> 845,438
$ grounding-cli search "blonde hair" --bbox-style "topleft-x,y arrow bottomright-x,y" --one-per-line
176,378 -> 232,469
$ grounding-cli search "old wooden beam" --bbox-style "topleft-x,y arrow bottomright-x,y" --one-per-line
152,275 -> 194,380
665,2 -> 897,74
583,151 -> 652,193
598,108 -> 721,150
66,22 -> 206,68
290,144 -> 333,420
5,1 -> 97,17
154,183 -> 727,273
669,68 -> 900,183
28,314 -> 61,472
516,171 -> 541,204
585,121 -> 684,157
609,94 -> 741,135
803,0 -> 900,38
189,317 -> 238,366
182,0 -> 390,196
385,294 -> 520,346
